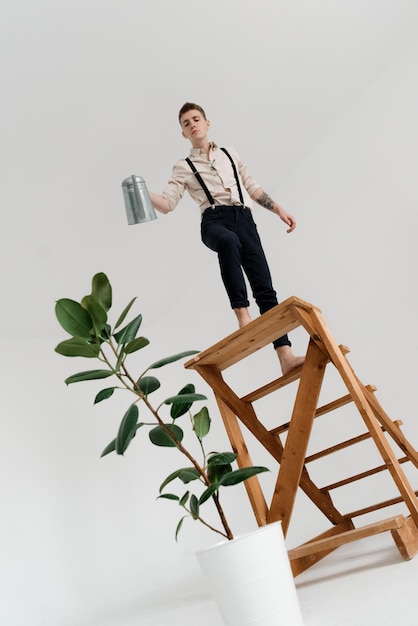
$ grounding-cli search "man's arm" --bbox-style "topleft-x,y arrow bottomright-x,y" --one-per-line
149,192 -> 172,214
251,188 -> 296,233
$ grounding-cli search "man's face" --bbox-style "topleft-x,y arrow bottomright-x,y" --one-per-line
180,109 -> 210,145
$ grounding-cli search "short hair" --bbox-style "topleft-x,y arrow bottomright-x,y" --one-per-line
178,102 -> 207,124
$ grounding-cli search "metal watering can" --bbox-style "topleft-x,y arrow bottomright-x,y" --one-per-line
122,175 -> 157,225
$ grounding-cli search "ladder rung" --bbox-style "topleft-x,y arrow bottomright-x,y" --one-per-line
323,456 -> 409,491
270,383 -> 376,436
241,366 -> 303,404
304,420 -> 404,463
315,385 -> 377,418
306,432 -> 371,462
242,344 -> 351,404
346,490 -> 418,519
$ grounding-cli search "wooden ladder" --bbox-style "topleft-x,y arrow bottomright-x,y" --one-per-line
184,296 -> 418,576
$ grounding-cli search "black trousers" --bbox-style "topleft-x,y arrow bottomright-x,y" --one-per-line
201,205 -> 291,348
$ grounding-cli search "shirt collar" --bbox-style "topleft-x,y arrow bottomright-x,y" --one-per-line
189,141 -> 218,157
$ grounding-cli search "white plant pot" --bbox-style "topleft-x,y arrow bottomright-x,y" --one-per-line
196,521 -> 304,626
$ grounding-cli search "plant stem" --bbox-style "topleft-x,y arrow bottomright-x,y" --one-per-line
101,337 -> 234,540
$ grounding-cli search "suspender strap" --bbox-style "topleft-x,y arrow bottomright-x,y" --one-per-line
185,157 -> 215,206
220,147 -> 245,206
185,148 -> 245,208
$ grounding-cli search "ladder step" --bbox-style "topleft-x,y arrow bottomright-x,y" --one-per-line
270,383 -> 376,436
305,420 -> 404,463
288,515 -> 406,560
346,491 -> 418,519
323,456 -> 409,491
243,344 -> 351,404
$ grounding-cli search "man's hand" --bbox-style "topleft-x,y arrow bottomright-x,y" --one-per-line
252,188 -> 297,233
277,206 -> 296,233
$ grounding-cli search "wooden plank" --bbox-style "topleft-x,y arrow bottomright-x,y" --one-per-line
184,296 -> 320,372
267,340 -> 328,534
269,381 -> 375,436
242,365 -> 304,404
391,516 -> 418,560
361,383 -> 418,469
288,515 -> 405,560
305,432 -> 372,463
346,490 -> 418,519
242,347 -> 351,405
315,384 -> 376,418
305,420 -> 404,463
194,364 -> 285,459
323,456 -> 409,491
289,520 -> 355,577
214,395 -> 269,526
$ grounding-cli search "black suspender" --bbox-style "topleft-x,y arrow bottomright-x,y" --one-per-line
185,147 -> 245,208
185,157 -> 215,206
220,147 -> 245,205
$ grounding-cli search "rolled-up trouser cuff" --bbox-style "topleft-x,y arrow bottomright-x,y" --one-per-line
273,335 -> 292,349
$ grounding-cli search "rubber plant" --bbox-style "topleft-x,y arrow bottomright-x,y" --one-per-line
54,272 -> 268,541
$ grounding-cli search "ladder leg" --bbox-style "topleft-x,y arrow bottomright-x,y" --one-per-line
268,339 -> 328,535
310,309 -> 418,527
214,395 -> 269,526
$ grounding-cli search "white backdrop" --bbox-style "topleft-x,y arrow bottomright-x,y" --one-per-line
1,1 -> 418,625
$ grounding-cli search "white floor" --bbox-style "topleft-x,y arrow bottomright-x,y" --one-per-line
133,532 -> 418,626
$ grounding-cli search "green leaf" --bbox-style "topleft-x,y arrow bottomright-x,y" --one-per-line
94,387 -> 115,404
55,298 -> 93,339
179,491 -> 189,507
219,466 -> 269,487
116,404 -> 139,455
207,461 -> 232,484
207,452 -> 237,465
178,468 -> 201,484
81,294 -> 107,336
148,350 -> 200,369
91,272 -> 112,312
169,384 -> 196,419
193,407 -> 211,439
123,336 -> 149,354
199,484 -> 219,505
114,349 -> 125,374
175,515 -> 188,541
114,297 -> 137,330
149,424 -> 183,447
157,493 -> 179,501
190,494 -> 199,519
137,376 -> 160,395
159,467 -> 201,493
100,438 -> 116,457
114,314 -> 143,346
159,468 -> 183,493
164,393 -> 207,406
55,337 -> 100,358
100,324 -> 112,341
65,369 -> 114,385
207,453 -> 237,484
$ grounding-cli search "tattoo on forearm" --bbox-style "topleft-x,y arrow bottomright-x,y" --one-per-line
257,192 -> 274,210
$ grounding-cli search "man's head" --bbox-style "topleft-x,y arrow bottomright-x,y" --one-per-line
178,102 -> 207,124
178,102 -> 210,146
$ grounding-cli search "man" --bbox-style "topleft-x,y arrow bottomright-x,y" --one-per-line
149,102 -> 304,375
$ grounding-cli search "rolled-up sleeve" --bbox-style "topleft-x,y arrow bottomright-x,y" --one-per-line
161,162 -> 188,211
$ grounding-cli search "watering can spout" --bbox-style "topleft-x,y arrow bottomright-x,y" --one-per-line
122,175 -> 157,225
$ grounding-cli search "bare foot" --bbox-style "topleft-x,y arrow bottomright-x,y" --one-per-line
276,346 -> 305,375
